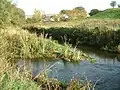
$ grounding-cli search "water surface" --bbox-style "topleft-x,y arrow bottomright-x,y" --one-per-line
17,46 -> 120,90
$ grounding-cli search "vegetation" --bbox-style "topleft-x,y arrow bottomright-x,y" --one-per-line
89,9 -> 101,16
23,19 -> 120,52
59,7 -> 87,20
0,27 -> 93,90
110,1 -> 117,8
0,27 -> 91,62
118,4 -> 120,8
0,59 -> 92,90
0,0 -> 25,26
1,0 -> 120,89
91,8 -> 120,19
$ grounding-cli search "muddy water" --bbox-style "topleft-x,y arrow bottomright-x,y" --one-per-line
17,46 -> 120,90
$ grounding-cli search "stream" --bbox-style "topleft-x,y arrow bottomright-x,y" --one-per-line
17,46 -> 120,90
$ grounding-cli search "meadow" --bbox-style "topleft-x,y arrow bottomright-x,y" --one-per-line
23,19 -> 120,52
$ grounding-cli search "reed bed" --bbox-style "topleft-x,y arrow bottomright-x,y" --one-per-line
0,27 -> 93,90
23,19 -> 120,52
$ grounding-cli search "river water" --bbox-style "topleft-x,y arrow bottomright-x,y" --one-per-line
17,46 -> 120,90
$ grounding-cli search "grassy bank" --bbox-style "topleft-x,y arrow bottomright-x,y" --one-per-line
23,19 -> 120,52
91,8 -> 120,19
0,27 -> 92,62
0,58 -> 93,90
0,27 -> 93,90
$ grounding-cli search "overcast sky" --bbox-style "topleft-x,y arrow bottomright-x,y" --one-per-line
14,0 -> 120,15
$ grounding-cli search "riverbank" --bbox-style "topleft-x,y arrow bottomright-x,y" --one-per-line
0,27 -> 91,62
23,19 -> 120,53
0,27 -> 93,90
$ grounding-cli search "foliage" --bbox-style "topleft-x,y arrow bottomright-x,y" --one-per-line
90,8 -> 120,19
110,1 -> 117,8
89,9 -> 101,16
23,19 -> 120,52
32,9 -> 42,23
118,4 -> 120,8
0,27 -> 91,62
0,60 -> 92,90
0,27 -> 93,90
26,18 -> 35,24
0,0 -> 25,26
59,6 -> 87,20
60,10 -> 67,14
10,5 -> 25,25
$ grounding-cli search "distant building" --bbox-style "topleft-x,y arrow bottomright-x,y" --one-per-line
43,14 -> 55,22
63,14 -> 69,19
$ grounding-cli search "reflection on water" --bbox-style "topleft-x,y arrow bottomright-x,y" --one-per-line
17,46 -> 120,90
78,45 -> 120,65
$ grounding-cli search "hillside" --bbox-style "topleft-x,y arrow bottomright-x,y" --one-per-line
91,8 -> 120,19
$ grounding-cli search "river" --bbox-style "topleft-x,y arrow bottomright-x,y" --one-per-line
17,46 -> 120,90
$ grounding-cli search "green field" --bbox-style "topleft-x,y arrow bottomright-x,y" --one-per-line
91,8 -> 120,19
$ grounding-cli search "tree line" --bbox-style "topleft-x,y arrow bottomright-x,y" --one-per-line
0,0 -> 120,25
89,1 -> 120,16
0,0 -> 25,26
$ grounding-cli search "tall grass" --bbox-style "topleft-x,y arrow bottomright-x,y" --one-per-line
0,27 -> 91,62
0,27 -> 94,90
23,19 -> 120,52
0,59 -> 93,90
23,19 -> 120,29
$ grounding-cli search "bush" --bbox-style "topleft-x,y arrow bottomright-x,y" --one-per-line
23,20 -> 120,52
89,9 -> 101,16
91,8 -> 120,19
0,0 -> 25,26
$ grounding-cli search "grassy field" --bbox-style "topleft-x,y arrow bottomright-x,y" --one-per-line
91,8 -> 120,19
23,19 -> 120,29
23,19 -> 120,52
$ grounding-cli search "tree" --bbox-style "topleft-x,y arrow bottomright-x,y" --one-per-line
32,9 -> 42,23
10,5 -> 25,25
72,6 -> 87,19
118,4 -> 120,8
89,9 -> 100,16
73,7 -> 85,11
0,0 -> 25,26
0,0 -> 11,24
59,7 -> 87,20
110,1 -> 117,8
60,10 -> 67,14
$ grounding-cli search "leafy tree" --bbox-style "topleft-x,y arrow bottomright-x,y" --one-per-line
60,10 -> 67,14
73,7 -> 85,11
0,0 -> 11,24
32,9 -> 42,23
118,4 -> 120,8
10,5 -> 25,25
89,9 -> 100,16
110,1 -> 117,8
0,0 -> 25,26
71,6 -> 87,19
59,7 -> 87,20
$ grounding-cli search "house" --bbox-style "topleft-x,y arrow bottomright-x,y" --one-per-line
43,14 -> 55,22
